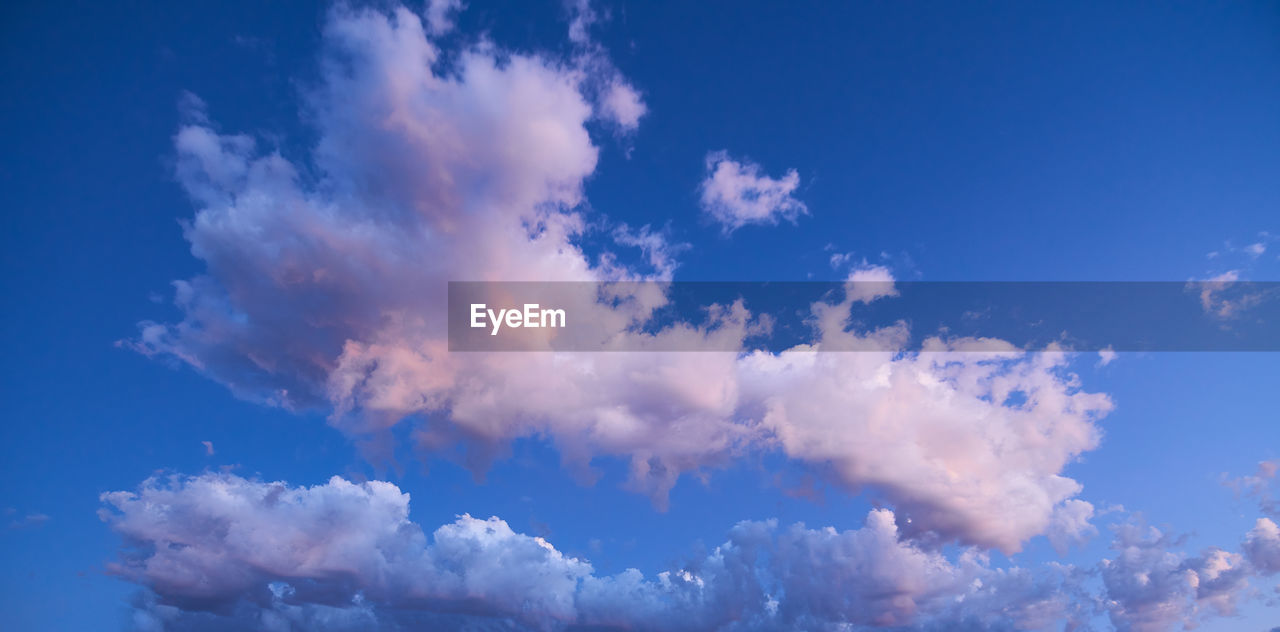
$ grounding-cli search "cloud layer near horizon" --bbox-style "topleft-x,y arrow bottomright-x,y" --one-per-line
102,471 -> 1280,632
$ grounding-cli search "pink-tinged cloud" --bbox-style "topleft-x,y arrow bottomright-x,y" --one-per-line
699,151 -> 807,232
129,3 -> 1118,552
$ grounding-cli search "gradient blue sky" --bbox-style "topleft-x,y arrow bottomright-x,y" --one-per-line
2,1 -> 1279,630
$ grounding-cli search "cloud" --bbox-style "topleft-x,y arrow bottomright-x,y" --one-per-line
828,251 -> 853,269
843,263 -> 898,304
1227,463 -> 1280,576
564,0 -> 645,133
1097,346 -> 1117,367
128,2 -> 1117,553
698,151 -> 807,232
753,510 -> 1079,630
610,223 -> 684,277
1191,270 -> 1254,318
96,473 -> 1081,630
1204,231 -> 1276,263
738,338 -> 1110,553
7,510 -> 50,529
566,0 -> 597,45
1224,459 -> 1280,518
424,0 -> 463,36
103,472 -> 1280,632
1244,518 -> 1280,575
1192,231 -> 1279,318
1047,499 -> 1098,555
1100,520 -> 1253,632
101,473 -> 590,625
599,79 -> 646,131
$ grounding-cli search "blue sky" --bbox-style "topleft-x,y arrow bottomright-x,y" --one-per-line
1,1 -> 1279,630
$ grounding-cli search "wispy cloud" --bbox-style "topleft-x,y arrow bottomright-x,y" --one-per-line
6,508 -> 50,530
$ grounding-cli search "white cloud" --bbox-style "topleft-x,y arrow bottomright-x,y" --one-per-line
1047,499 -> 1098,555
104,472 -> 1278,631
1225,459 -> 1280,519
128,3 -> 1120,553
828,251 -> 853,269
564,0 -> 646,134
698,151 -> 807,232
98,473 -> 1086,630
1204,231 -> 1276,263
1100,520 -> 1257,632
844,263 -> 898,304
101,473 -> 591,624
737,335 -> 1110,553
1244,517 -> 1280,575
566,0 -> 597,45
599,79 -> 646,131
1194,232 -> 1278,318
1097,346 -> 1118,367
423,0 -> 463,36
1194,270 -> 1243,318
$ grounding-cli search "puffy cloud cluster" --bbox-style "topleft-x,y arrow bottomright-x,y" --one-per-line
130,1 -> 1116,554
1244,518 -> 1280,576
101,473 -> 1086,631
598,79 -> 647,131
102,473 -> 1280,632
843,263 -> 899,304
101,474 -> 589,620
739,342 -> 1109,553
1099,521 -> 1257,632
1096,466 -> 1280,632
698,151 -> 807,232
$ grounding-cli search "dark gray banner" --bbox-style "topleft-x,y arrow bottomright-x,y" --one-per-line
447,281 -> 1280,352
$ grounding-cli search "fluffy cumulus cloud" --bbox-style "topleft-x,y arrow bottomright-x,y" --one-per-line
98,473 -> 1077,631
739,340 -> 1110,553
103,474 -> 592,629
1244,518 -> 1280,575
698,151 -> 807,231
125,1 -> 1124,557
843,263 -> 899,304
599,79 -> 647,131
1099,521 -> 1256,632
102,473 -> 1280,631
